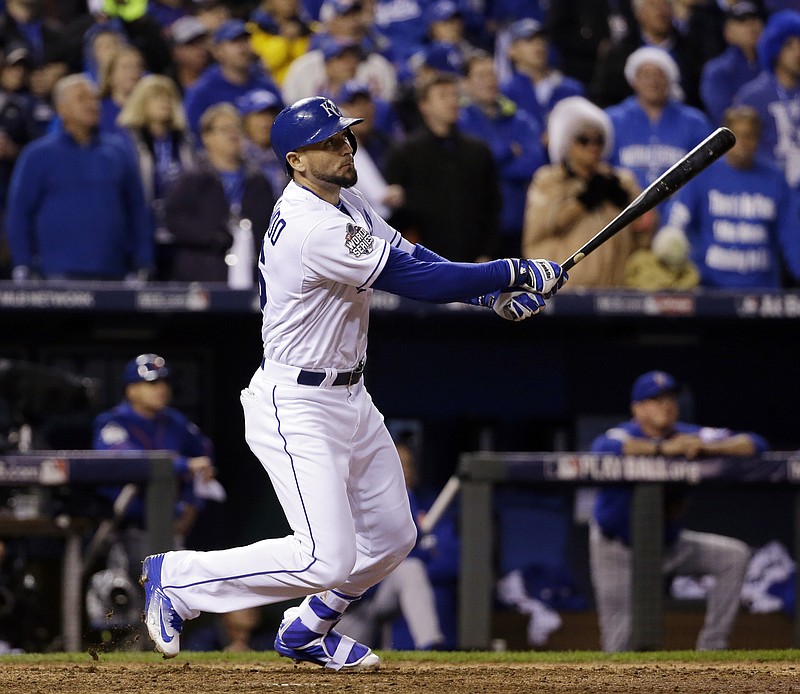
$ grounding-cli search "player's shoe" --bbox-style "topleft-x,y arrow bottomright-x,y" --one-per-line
140,553 -> 183,658
274,606 -> 381,671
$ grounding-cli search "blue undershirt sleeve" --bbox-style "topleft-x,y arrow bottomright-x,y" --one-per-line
372,245 -> 512,303
412,244 -> 449,263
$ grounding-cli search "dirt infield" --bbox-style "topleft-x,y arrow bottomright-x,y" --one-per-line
2,658 -> 800,694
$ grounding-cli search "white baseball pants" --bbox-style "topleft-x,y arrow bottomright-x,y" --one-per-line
160,362 -> 418,621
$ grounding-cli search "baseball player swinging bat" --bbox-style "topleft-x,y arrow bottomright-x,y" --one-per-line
561,127 -> 737,272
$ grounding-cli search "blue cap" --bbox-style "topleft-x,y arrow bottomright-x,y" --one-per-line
213,19 -> 250,44
508,17 -> 546,42
338,79 -> 371,103
427,0 -> 461,23
237,89 -> 282,115
630,371 -> 678,403
321,37 -> 363,61
124,354 -> 170,386
421,41 -> 463,73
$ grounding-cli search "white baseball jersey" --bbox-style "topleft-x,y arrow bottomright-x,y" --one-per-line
259,180 -> 412,370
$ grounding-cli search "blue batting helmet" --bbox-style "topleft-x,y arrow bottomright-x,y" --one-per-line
271,96 -> 363,174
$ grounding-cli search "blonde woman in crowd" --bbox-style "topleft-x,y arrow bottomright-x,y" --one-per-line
522,96 -> 654,288
117,74 -> 196,280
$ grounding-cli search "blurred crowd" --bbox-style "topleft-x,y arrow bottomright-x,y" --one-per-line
0,0 -> 799,289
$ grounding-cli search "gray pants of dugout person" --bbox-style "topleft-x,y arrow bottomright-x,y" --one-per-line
589,522 -> 750,651
335,557 -> 444,650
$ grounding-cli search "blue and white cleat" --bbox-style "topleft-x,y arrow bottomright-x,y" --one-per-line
140,553 -> 183,658
274,607 -> 381,671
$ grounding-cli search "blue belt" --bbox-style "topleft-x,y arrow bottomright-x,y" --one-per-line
261,358 -> 365,386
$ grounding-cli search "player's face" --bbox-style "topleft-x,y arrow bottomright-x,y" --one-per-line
632,393 -> 679,435
294,130 -> 357,188
126,380 -> 172,417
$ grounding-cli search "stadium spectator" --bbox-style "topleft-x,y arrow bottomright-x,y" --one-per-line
25,50 -> 64,136
522,96 -> 651,288
734,9 -> 800,189
98,44 -> 145,135
700,2 -> 765,125
5,73 -> 153,282
384,72 -> 501,262
393,40 -> 465,135
371,0 -> 430,66
164,15 -> 211,95
281,0 -> 397,105
623,223 -> 701,290
194,0 -> 232,34
312,38 -> 365,101
658,105 -> 800,288
499,18 -> 585,134
590,0 -> 702,108
236,88 -> 288,200
589,370 -> 768,651
459,51 -> 547,256
183,19 -> 281,142
0,0 -> 68,69
248,0 -> 314,85
547,0 -> 637,88
423,1 -> 478,66
91,0 -> 173,75
606,47 -> 712,216
117,74 -> 197,281
335,84 -> 404,218
337,78 -> 398,172
0,46 -> 36,215
163,103 -> 274,285
80,21 -> 128,85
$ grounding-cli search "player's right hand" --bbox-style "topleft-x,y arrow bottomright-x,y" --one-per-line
507,259 -> 568,298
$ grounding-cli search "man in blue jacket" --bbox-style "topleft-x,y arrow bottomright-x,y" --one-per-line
183,19 -> 282,142
589,370 -> 769,652
459,50 -> 546,257
5,73 -> 153,282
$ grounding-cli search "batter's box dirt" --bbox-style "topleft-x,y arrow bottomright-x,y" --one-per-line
1,654 -> 799,693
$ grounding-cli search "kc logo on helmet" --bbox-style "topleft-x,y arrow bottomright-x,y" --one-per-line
320,99 -> 342,117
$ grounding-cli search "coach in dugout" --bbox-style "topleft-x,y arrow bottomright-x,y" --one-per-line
589,370 -> 769,652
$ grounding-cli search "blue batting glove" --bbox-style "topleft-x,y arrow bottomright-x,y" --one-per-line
507,259 -> 568,298
478,290 -> 546,321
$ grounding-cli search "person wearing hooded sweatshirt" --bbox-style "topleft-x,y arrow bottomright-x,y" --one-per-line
734,9 -> 800,190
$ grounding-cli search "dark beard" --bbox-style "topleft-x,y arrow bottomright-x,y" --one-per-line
316,167 -> 358,188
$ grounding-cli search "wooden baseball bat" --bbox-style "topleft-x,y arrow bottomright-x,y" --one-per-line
561,127 -> 736,272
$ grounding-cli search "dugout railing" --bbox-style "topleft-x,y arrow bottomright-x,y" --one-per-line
0,451 -> 174,651
457,451 -> 800,651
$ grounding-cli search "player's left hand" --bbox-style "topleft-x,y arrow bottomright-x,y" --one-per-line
508,259 -> 568,298
488,290 -> 546,321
